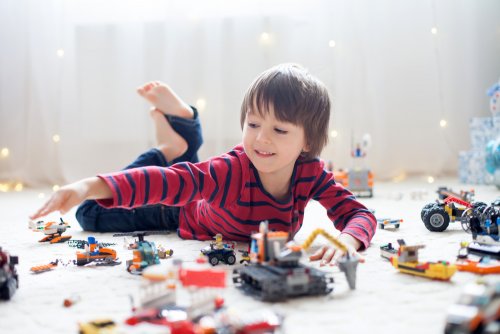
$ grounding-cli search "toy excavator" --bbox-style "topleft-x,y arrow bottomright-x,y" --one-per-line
233,221 -> 361,301
29,218 -> 71,243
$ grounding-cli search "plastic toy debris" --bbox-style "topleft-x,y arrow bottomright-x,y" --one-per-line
63,294 -> 81,308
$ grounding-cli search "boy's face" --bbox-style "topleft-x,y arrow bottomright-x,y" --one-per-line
242,105 -> 309,178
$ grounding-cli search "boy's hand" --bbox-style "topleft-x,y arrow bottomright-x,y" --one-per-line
309,233 -> 365,266
29,177 -> 111,220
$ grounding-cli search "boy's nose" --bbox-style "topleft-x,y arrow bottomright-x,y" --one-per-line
256,130 -> 271,144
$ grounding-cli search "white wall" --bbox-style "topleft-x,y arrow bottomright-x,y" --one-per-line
0,0 -> 499,187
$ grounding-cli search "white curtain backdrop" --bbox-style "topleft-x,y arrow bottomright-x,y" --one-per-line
1,0 -> 499,187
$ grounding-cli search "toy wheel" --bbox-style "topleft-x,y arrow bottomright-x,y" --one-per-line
421,203 -> 435,220
379,224 -> 384,229
209,256 -> 219,266
225,254 -> 236,265
395,224 -> 400,229
460,208 -> 474,233
423,206 -> 449,232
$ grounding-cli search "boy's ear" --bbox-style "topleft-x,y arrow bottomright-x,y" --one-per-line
302,143 -> 311,153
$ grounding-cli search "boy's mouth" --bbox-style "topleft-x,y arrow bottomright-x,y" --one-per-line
255,149 -> 275,157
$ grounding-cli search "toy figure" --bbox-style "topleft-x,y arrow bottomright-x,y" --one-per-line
201,235 -> 237,266
29,217 -> 71,243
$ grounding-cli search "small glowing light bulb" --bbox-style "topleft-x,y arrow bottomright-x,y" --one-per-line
196,98 -> 206,112
427,176 -> 435,184
38,193 -> 45,199
0,183 -> 8,192
330,130 -> 338,138
52,134 -> 60,143
52,185 -> 60,191
431,27 -> 438,35
260,32 -> 271,44
14,183 -> 23,191
328,40 -> 336,48
1,148 -> 9,158
440,119 -> 447,127
57,49 -> 65,58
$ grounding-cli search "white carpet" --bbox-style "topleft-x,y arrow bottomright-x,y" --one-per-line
0,178 -> 499,334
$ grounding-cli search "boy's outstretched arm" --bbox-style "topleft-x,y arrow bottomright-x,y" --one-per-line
29,177 -> 112,220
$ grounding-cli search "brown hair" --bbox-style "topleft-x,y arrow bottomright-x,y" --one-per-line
240,63 -> 330,159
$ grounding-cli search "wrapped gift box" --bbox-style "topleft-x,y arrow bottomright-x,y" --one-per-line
458,150 -> 488,184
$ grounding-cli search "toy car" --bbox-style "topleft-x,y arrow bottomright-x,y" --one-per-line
201,245 -> 236,266
0,246 -> 19,300
444,279 -> 500,334
377,218 -> 403,229
420,195 -> 487,232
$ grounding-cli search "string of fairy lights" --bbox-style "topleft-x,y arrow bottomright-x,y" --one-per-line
0,9 -> 455,194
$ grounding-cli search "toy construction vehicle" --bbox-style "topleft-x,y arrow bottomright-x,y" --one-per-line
232,222 -> 360,302
0,246 -> 19,300
389,239 -> 456,280
201,234 -> 237,266
74,236 -> 120,266
420,195 -> 487,232
29,218 -> 71,243
444,279 -> 500,334
114,231 -> 172,274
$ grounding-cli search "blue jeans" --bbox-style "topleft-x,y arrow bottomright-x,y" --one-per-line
76,108 -> 203,232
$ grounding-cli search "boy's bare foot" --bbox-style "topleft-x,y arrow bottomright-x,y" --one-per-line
137,81 -> 194,119
150,108 -> 188,162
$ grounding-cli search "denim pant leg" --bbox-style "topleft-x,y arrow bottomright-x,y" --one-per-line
75,108 -> 203,232
168,106 -> 203,164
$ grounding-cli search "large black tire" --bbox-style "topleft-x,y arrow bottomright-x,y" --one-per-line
209,255 -> 219,266
423,206 -> 450,232
225,254 -> 236,265
421,203 -> 435,220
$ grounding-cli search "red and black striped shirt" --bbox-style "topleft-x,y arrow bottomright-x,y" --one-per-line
97,145 -> 376,248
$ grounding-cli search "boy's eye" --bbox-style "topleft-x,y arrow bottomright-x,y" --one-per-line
248,122 -> 258,128
274,128 -> 288,134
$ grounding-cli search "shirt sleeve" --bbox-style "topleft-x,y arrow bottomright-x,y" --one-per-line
310,165 -> 376,249
96,153 -> 242,209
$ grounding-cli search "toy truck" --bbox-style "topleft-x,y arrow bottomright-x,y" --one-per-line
420,195 -> 487,232
233,222 -> 360,301
0,247 -> 19,300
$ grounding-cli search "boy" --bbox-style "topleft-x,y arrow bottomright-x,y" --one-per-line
30,64 -> 376,265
